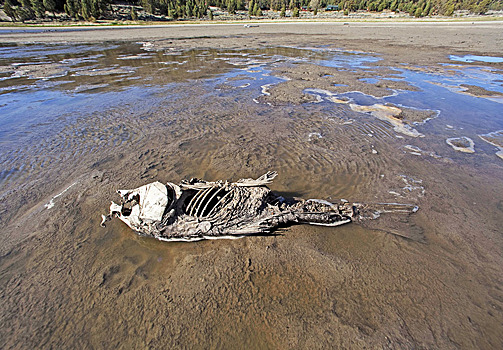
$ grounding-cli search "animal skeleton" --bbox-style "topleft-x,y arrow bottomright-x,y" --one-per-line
101,171 -> 418,242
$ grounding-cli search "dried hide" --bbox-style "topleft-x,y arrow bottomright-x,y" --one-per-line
101,171 -> 419,242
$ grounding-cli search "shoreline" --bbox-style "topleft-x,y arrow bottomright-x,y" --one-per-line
1,16 -> 503,28
2,20 -> 501,67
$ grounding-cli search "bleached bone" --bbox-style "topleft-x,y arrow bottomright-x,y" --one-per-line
200,187 -> 224,218
101,172 -> 419,242
194,187 -> 217,217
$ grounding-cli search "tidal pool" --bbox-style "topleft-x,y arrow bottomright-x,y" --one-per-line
1,41 -> 502,349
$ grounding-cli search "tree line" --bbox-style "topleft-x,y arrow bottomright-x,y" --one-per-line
2,0 -> 502,21
3,0 -> 109,21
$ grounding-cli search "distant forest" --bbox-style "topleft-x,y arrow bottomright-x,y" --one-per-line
3,0 -> 503,22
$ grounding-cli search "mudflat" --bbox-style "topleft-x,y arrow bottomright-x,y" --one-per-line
0,22 -> 502,349
2,21 -> 503,58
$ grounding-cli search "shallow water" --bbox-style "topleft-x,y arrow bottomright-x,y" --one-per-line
449,54 -> 503,63
1,41 -> 503,349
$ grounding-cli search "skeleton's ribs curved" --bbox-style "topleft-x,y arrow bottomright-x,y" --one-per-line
195,187 -> 218,217
200,187 -> 224,218
194,188 -> 214,216
187,187 -> 212,216
206,189 -> 234,218
185,191 -> 200,216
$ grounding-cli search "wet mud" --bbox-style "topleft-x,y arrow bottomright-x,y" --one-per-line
1,25 -> 503,349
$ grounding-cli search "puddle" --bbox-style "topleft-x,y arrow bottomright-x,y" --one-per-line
315,49 -> 382,68
449,55 -> 503,63
359,77 -> 380,84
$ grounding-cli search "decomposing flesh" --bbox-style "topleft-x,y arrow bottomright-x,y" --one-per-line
101,171 -> 418,242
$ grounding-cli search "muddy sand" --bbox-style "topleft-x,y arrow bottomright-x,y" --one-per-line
0,22 -> 503,349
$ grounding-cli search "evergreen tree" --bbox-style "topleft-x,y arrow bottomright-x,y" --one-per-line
31,0 -> 45,18
16,7 -> 33,21
474,0 -> 490,14
131,6 -> 138,20
81,0 -> 92,19
43,0 -> 56,17
157,0 -> 168,15
270,0 -> 281,10
3,0 -> 17,21
64,0 -> 78,18
422,1 -> 430,16
141,0 -> 154,14
20,0 -> 34,18
280,4 -> 285,16
10,0 -> 498,22
90,0 -> 101,18
444,3 -> 454,15
228,0 -> 236,13
292,6 -> 299,15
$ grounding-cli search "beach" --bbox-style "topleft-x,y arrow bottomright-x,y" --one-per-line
0,21 -> 502,349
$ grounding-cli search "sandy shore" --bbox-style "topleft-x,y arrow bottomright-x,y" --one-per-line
1,21 -> 503,349
2,21 -> 502,71
1,21 -> 502,51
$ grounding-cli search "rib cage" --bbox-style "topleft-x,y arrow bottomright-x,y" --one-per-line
184,187 -> 233,219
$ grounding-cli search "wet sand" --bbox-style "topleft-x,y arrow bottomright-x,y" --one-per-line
1,22 -> 503,349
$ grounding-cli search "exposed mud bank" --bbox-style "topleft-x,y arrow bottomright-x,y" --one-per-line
0,23 -> 503,349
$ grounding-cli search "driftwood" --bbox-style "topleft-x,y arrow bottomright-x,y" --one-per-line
101,171 -> 418,242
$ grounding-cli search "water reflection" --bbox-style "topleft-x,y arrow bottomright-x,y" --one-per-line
1,41 -> 503,194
